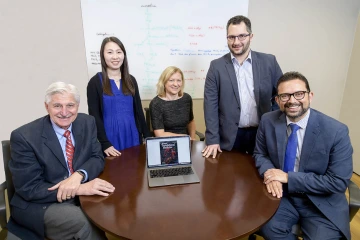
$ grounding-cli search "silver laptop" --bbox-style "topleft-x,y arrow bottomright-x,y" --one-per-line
146,136 -> 200,187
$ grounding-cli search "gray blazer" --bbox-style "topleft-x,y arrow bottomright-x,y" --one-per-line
8,113 -> 104,239
254,109 -> 353,239
204,51 -> 283,150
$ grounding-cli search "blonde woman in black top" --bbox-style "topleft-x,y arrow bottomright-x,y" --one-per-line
149,66 -> 196,140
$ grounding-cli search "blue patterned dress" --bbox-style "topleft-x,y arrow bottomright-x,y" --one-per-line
101,76 -> 139,151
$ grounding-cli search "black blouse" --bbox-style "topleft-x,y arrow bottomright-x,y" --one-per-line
149,93 -> 194,134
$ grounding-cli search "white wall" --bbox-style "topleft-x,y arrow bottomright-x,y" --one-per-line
0,0 -> 359,182
0,0 -> 89,181
340,13 -> 360,174
249,0 -> 360,116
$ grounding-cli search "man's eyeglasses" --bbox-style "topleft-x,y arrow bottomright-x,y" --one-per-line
226,33 -> 251,42
277,91 -> 309,102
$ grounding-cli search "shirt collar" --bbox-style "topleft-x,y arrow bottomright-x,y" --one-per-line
286,108 -> 311,129
231,50 -> 252,65
50,118 -> 73,137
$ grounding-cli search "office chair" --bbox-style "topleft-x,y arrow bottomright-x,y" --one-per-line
1,140 -> 41,239
248,179 -> 360,240
144,107 -> 205,141
0,181 -> 7,239
0,140 -> 13,238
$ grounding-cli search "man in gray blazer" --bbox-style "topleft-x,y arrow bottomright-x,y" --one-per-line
254,72 -> 353,239
8,82 -> 115,240
203,15 -> 282,158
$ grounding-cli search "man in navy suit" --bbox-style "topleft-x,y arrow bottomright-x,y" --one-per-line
202,15 -> 283,158
254,72 -> 353,239
8,82 -> 115,240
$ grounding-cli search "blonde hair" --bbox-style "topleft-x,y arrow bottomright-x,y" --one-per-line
156,66 -> 185,98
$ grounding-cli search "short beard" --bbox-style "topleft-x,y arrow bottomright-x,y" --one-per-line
228,41 -> 250,57
284,102 -> 310,121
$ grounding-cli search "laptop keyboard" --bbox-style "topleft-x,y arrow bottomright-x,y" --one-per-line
150,167 -> 194,178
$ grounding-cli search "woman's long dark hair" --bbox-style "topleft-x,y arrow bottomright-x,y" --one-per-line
100,37 -> 135,96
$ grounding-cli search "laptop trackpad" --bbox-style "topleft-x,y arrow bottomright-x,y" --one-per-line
164,176 -> 184,185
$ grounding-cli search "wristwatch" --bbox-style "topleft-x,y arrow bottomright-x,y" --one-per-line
76,170 -> 85,182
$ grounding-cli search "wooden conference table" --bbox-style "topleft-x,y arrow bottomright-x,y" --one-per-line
80,141 -> 280,240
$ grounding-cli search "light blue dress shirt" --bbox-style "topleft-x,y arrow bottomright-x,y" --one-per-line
286,109 -> 311,172
231,50 -> 259,127
50,119 -> 88,182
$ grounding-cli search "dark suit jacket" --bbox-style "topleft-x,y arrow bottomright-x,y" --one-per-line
8,113 -> 105,239
254,109 -> 353,239
204,51 -> 283,150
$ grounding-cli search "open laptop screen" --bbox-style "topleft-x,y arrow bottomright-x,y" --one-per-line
146,136 -> 191,168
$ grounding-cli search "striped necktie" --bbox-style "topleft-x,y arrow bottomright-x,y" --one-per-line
64,130 -> 74,174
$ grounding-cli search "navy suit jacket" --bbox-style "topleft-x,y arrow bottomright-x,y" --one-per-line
8,113 -> 104,239
204,51 -> 282,150
254,109 -> 353,239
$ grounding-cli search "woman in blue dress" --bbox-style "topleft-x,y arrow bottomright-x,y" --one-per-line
87,37 -> 150,157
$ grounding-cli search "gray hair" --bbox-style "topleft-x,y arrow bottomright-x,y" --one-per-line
45,82 -> 80,104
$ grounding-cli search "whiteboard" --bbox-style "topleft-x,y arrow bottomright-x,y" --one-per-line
81,0 -> 249,99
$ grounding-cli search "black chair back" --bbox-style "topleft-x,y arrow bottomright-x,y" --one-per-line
144,107 -> 153,134
0,140 -> 12,236
2,141 -> 14,202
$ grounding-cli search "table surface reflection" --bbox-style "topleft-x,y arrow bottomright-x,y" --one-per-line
80,141 -> 280,240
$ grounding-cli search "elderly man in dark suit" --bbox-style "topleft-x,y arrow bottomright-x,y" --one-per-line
202,15 -> 283,158
8,82 -> 115,240
254,72 -> 353,239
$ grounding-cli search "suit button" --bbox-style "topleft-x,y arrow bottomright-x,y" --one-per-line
235,123 -> 238,126
64,176 -> 67,179
43,206 -> 47,210
238,107 -> 240,109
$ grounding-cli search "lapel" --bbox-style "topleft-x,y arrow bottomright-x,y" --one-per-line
251,51 -> 260,107
71,116 -> 83,167
274,113 -> 287,169
298,110 -> 320,172
224,53 -> 240,107
42,116 -> 68,170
